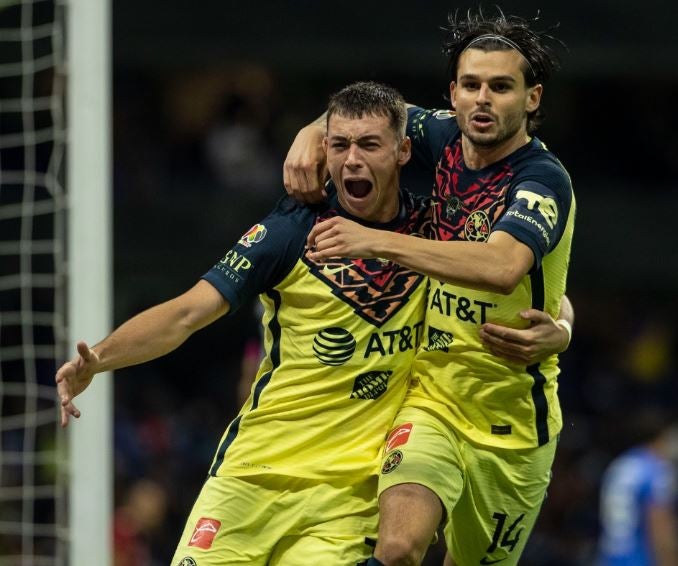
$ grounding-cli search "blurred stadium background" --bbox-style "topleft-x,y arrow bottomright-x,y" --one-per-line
2,0 -> 677,564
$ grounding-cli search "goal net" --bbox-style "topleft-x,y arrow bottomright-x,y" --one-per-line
0,0 -> 68,564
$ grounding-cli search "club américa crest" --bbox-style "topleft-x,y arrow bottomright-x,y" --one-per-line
381,450 -> 404,474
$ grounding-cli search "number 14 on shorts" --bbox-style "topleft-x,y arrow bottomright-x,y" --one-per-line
480,512 -> 525,564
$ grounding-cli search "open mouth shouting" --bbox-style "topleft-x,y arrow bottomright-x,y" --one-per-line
344,178 -> 374,199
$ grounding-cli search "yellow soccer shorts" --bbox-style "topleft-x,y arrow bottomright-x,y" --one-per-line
378,405 -> 557,566
171,474 -> 378,566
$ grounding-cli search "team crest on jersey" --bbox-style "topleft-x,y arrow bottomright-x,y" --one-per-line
313,327 -> 357,366
434,140 -> 509,242
424,326 -> 454,352
465,210 -> 491,242
176,558 -> 197,566
238,223 -> 267,248
381,450 -> 403,474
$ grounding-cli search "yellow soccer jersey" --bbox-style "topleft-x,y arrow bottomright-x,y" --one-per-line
403,107 -> 575,449
202,189 -> 430,481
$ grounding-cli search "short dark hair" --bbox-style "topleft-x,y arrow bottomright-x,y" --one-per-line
443,8 -> 564,132
327,81 -> 407,141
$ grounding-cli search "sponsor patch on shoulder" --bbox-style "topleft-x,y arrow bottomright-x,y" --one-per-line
188,517 -> 221,550
432,109 -> 455,120
176,558 -> 197,566
385,423 -> 413,452
381,450 -> 404,474
238,224 -> 267,247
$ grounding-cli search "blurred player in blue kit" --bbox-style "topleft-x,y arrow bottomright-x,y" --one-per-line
597,409 -> 678,566
286,8 -> 575,566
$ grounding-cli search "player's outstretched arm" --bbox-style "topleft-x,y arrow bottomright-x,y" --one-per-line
55,280 -> 229,427
283,115 -> 328,204
478,295 -> 574,365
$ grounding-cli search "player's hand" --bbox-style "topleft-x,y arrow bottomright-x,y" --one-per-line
283,124 -> 328,204
479,309 -> 570,365
55,340 -> 101,427
307,216 -> 377,260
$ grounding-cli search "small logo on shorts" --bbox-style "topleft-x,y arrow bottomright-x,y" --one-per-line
176,558 -> 197,566
385,423 -> 413,452
188,518 -> 221,549
491,424 -> 512,435
381,450 -> 403,474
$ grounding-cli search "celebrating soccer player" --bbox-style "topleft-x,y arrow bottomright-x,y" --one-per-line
286,9 -> 575,566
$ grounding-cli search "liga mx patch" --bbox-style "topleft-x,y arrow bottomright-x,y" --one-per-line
176,558 -> 197,566
188,518 -> 221,549
385,423 -> 413,452
238,223 -> 267,248
381,450 -> 403,474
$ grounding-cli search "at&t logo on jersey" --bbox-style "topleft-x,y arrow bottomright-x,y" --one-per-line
313,327 -> 356,366
364,321 -> 424,357
429,288 -> 495,324
238,223 -> 267,248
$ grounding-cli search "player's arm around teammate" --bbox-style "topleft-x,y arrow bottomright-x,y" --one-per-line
55,280 -> 229,427
307,215 -> 531,293
286,132 -> 572,364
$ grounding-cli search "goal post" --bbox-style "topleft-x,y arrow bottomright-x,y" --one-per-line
0,0 -> 111,563
66,0 -> 113,564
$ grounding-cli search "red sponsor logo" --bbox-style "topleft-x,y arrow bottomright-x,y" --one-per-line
188,518 -> 221,549
385,423 -> 413,452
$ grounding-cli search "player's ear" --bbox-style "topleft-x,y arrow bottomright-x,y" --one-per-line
398,136 -> 411,167
526,84 -> 542,113
322,136 -> 329,154
449,81 -> 457,109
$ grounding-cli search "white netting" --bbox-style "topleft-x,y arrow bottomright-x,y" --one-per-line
0,0 -> 68,564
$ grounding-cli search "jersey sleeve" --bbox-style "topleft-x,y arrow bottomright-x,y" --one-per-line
201,196 -> 313,314
402,106 -> 459,197
494,162 -> 574,270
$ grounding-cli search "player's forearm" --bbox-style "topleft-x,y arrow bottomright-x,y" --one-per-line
369,231 -> 527,294
91,300 -> 198,373
92,282 -> 228,373
557,294 -> 574,326
312,111 -> 327,132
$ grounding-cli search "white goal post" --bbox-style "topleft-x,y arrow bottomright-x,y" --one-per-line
0,0 -> 112,563
66,0 -> 113,564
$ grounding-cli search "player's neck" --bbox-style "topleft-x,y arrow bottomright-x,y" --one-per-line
461,130 -> 531,170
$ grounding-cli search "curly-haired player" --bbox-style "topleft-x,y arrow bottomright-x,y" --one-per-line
287,7 -> 575,566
